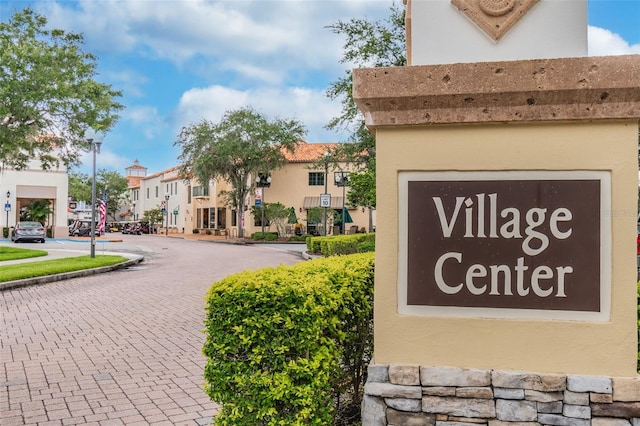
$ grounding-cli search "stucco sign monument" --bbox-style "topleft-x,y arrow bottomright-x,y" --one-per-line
400,171 -> 610,321
354,0 -> 640,424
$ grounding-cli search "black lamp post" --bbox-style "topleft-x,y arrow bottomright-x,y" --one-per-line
5,191 -> 10,230
164,194 -> 170,236
334,172 -> 349,234
88,133 -> 104,258
322,151 -> 329,236
256,173 -> 271,234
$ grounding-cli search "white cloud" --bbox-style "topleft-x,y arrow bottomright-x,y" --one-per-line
77,147 -> 132,175
588,26 -> 640,56
174,84 -> 344,142
123,106 -> 165,140
103,70 -> 149,98
37,0 -> 390,82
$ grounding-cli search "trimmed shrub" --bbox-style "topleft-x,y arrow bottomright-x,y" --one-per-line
306,233 -> 375,256
287,234 -> 311,242
203,253 -> 374,425
3,227 -> 9,238
264,232 -> 278,241
252,232 -> 279,241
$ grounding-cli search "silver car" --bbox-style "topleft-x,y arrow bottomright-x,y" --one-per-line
11,221 -> 46,243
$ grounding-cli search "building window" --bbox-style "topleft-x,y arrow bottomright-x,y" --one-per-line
192,186 -> 209,197
231,209 -> 237,227
155,186 -> 158,198
308,172 -> 324,186
146,188 -> 149,199
217,208 -> 226,229
187,186 -> 192,204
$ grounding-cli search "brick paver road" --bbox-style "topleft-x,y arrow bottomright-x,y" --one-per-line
1,236 -> 302,425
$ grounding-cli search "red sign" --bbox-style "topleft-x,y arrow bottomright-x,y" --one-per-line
399,171 -> 611,321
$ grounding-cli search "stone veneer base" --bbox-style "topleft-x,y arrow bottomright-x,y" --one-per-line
362,364 -> 640,425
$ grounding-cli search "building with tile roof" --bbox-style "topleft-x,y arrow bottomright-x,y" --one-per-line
125,141 -> 374,237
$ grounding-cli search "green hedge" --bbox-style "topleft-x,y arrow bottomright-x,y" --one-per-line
203,253 -> 374,425
251,231 -> 279,241
306,233 -> 375,256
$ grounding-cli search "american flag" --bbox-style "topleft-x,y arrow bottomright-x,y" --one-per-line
97,189 -> 107,234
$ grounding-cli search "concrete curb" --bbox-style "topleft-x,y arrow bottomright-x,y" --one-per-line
0,255 -> 144,291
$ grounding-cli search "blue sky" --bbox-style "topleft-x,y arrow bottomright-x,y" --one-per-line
1,0 -> 639,176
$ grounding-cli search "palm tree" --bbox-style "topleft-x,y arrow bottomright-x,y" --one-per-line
20,200 -> 53,225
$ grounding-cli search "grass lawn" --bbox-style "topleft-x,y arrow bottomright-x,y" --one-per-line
0,246 -> 47,261
0,255 -> 129,283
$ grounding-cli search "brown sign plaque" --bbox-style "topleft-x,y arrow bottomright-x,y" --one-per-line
398,171 -> 611,321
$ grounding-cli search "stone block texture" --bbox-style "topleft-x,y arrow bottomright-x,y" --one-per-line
362,364 -> 640,425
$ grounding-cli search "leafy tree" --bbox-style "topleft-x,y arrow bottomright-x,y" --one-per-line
96,170 -> 129,222
175,107 -> 306,238
0,8 -> 123,171
307,207 -> 324,225
19,199 -> 52,225
68,170 -> 129,221
347,164 -> 376,232
141,207 -> 163,232
250,203 -> 290,236
68,172 -> 92,203
325,2 -> 406,228
264,202 -> 290,237
325,3 -> 406,137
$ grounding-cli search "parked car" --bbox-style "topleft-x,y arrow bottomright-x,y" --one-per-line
11,221 -> 46,243
69,220 -> 101,237
122,222 -> 151,235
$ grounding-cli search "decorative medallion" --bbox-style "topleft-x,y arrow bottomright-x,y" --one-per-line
451,0 -> 539,41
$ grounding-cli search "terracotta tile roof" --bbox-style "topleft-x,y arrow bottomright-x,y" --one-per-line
126,159 -> 147,170
142,165 -> 182,181
127,176 -> 142,189
285,141 -> 339,163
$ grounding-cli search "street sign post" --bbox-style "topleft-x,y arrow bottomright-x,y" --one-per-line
320,194 -> 331,208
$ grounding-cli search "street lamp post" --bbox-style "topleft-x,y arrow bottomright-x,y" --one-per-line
256,173 -> 271,234
88,133 -> 103,258
164,194 -> 170,236
322,151 -> 329,236
335,172 -> 349,234
5,191 -> 10,230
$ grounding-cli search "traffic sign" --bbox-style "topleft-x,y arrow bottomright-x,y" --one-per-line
4,202 -> 11,212
320,194 -> 331,208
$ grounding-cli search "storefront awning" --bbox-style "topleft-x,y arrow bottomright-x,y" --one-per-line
302,196 -> 345,209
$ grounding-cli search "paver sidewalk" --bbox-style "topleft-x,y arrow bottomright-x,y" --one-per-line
1,235 -> 301,425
